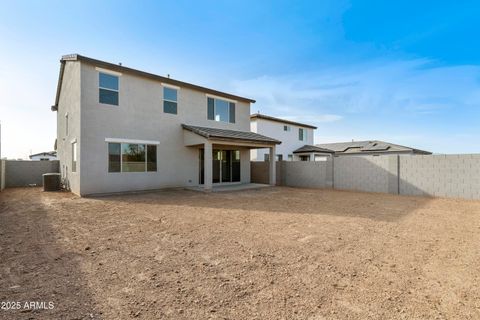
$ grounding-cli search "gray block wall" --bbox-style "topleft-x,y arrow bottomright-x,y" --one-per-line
250,161 -> 282,186
250,161 -> 269,184
333,155 -> 399,194
281,160 -> 333,188
4,160 -> 60,187
399,154 -> 480,200
253,154 -> 480,201
0,160 -> 5,191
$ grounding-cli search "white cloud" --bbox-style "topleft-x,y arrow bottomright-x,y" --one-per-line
228,58 -> 480,153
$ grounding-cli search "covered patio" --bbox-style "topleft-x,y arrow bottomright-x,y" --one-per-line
182,124 -> 281,190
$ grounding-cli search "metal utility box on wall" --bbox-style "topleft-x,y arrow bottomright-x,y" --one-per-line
43,173 -> 61,191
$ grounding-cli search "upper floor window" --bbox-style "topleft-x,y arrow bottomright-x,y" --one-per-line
299,128 -> 306,141
163,86 -> 178,114
283,125 -> 291,131
207,97 -> 235,123
99,72 -> 119,105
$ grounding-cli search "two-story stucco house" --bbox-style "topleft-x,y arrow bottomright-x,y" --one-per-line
250,113 -> 331,161
52,54 -> 280,196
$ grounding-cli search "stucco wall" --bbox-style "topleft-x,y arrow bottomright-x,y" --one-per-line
251,119 -> 314,161
72,62 -> 252,195
57,61 -> 82,194
4,160 -> 59,187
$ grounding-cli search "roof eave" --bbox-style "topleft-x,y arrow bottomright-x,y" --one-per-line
56,54 -> 256,104
209,136 -> 281,145
51,59 -> 66,111
181,124 -> 281,145
250,113 -> 317,129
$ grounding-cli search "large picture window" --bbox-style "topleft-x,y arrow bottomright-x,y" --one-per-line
163,87 -> 178,114
147,145 -> 157,171
99,72 -> 119,105
108,143 -> 121,172
207,97 -> 235,123
122,144 -> 145,172
108,142 -> 157,172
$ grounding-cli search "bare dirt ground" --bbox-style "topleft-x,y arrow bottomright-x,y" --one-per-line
1,187 -> 480,320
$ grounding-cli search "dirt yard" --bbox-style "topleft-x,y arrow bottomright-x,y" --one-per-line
1,187 -> 480,319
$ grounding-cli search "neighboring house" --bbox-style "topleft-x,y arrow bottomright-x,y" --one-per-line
51,54 -> 280,196
250,113 -> 316,161
316,140 -> 432,156
29,151 -> 57,161
292,145 -> 335,161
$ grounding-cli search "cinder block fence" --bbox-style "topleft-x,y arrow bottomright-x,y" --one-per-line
0,160 -> 59,190
252,154 -> 480,200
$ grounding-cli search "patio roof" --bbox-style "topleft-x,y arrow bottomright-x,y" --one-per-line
182,124 -> 281,145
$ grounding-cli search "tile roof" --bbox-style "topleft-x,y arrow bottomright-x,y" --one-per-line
293,145 -> 335,154
250,113 -> 317,129
182,124 -> 281,145
52,54 -> 255,110
316,140 -> 431,154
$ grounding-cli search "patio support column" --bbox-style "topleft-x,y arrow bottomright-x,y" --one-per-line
204,141 -> 213,191
269,145 -> 276,185
310,152 -> 315,161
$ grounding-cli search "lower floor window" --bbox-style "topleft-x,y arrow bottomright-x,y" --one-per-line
72,142 -> 77,172
108,142 -> 157,172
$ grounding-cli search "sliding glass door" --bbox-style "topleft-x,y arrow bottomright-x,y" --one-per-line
199,149 -> 241,184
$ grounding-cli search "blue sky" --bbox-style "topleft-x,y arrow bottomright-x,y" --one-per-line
1,0 -> 479,158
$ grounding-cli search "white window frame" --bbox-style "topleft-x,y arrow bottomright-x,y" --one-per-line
161,83 -> 180,90
205,93 -> 237,103
208,96 -> 234,123
106,138 -> 159,174
162,85 -> 178,114
107,142 -> 157,173
283,125 -> 291,132
299,128 -> 306,141
98,70 -> 120,106
105,138 -> 160,145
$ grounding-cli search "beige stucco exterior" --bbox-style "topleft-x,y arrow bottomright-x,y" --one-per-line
250,117 -> 315,161
56,61 -> 81,194
56,59 -> 274,196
